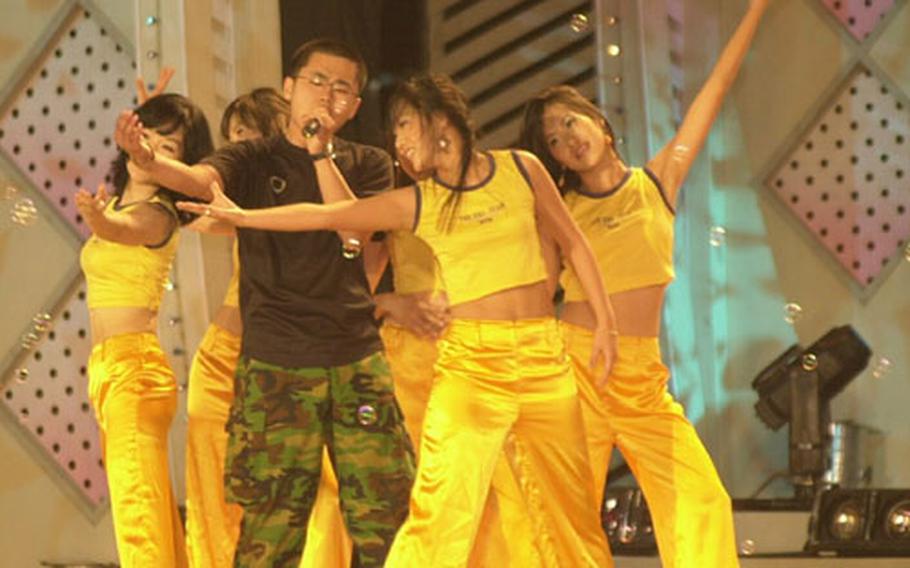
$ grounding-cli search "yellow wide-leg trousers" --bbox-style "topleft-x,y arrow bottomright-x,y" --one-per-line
88,332 -> 188,568
385,319 -> 611,568
185,323 -> 245,568
561,322 -> 739,568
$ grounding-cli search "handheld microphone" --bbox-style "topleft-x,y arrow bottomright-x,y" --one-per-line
303,118 -> 321,138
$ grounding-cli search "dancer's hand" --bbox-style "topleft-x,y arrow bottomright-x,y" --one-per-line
75,184 -> 109,234
114,111 -> 155,168
376,292 -> 451,338
590,327 -> 618,387
136,67 -> 175,103
177,181 -> 246,225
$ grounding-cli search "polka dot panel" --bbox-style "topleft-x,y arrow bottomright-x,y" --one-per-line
820,0 -> 896,41
0,7 -> 137,240
2,282 -> 108,507
768,67 -> 910,287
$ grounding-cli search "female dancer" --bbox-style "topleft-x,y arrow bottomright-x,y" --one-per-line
176,73 -> 617,567
76,93 -> 213,566
518,1 -> 770,566
184,87 -> 289,568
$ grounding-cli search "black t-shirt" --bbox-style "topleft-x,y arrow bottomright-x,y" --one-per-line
203,135 -> 393,368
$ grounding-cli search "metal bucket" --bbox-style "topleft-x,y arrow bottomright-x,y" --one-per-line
823,420 -> 884,487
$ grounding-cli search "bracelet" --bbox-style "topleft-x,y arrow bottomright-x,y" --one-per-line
311,142 -> 335,162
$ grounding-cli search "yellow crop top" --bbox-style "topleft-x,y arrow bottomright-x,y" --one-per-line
80,194 -> 179,310
413,150 -> 547,306
222,240 -> 241,308
561,167 -> 675,300
386,230 -> 439,295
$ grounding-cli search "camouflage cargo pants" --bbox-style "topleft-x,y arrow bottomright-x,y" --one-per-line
225,351 -> 415,567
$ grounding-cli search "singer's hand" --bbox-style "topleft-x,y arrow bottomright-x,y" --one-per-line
302,106 -> 338,155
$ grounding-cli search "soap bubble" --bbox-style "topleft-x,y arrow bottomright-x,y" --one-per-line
357,404 -> 378,426
11,197 -> 38,226
709,226 -> 727,247
570,13 -> 590,33
784,302 -> 803,325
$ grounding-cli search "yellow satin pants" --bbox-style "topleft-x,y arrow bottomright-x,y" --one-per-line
561,322 -> 739,568
385,318 -> 611,568
87,332 -> 188,568
185,323 -> 244,568
304,322 -> 543,567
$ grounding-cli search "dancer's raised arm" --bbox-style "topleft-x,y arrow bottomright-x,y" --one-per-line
649,0 -> 770,205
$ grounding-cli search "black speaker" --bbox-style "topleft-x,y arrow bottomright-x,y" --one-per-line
602,488 -> 658,555
807,487 -> 910,556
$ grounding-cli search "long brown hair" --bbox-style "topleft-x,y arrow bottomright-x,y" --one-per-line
219,87 -> 289,141
388,73 -> 476,231
519,85 -> 617,194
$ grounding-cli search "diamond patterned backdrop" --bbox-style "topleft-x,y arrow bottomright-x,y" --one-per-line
0,3 -> 138,515
768,66 -> 910,287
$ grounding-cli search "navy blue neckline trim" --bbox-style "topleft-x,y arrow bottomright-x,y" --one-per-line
431,151 -> 495,192
573,168 -> 632,198
411,184 -> 422,231
642,166 -> 675,215
511,150 -> 533,189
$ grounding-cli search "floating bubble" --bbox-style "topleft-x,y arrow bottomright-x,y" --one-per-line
2,185 -> 18,200
740,539 -> 757,556
11,197 -> 38,226
709,226 -> 727,247
342,237 -> 362,260
21,331 -> 40,349
15,368 -> 29,384
356,404 -> 378,426
801,353 -> 818,372
32,313 -> 52,333
784,302 -> 803,325
569,13 -> 590,34
871,356 -> 893,379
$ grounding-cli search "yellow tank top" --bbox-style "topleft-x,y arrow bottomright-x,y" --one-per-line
223,240 -> 241,308
413,150 -> 547,306
386,230 -> 438,295
80,194 -> 179,310
561,167 -> 675,300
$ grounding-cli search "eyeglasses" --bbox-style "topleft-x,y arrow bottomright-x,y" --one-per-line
295,72 -> 357,104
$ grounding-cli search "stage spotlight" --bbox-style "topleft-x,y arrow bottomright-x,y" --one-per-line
751,325 -> 871,496
807,488 -> 910,556
752,325 -> 871,431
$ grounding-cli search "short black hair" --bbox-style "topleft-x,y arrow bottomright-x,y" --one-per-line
287,38 -> 368,92
110,93 -> 214,224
